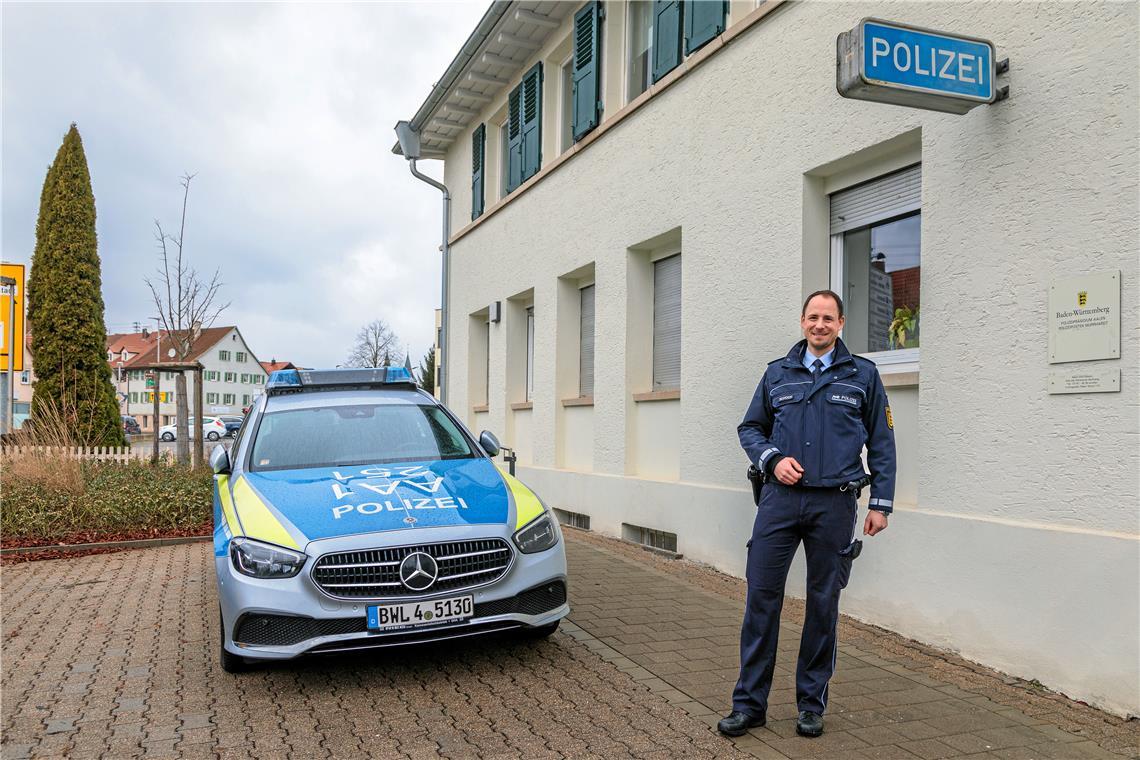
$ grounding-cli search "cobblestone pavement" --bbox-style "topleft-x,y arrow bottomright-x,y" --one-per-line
2,531 -> 1137,759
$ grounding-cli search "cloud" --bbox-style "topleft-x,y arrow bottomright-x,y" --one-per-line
2,1 -> 486,367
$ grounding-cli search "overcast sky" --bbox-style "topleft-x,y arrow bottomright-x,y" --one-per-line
2,1 -> 488,369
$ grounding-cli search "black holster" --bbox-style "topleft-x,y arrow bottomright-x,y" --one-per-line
746,464 -> 767,506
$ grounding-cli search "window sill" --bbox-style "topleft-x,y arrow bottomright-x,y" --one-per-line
510,401 -> 533,411
881,371 -> 919,388
472,404 -> 489,413
561,396 -> 594,407
633,389 -> 680,402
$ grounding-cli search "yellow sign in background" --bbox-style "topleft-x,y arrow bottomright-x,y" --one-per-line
0,263 -> 26,373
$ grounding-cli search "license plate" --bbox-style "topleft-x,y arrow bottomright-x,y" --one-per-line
366,595 -> 474,631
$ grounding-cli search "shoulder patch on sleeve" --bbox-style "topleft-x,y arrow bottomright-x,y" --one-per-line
886,406 -> 894,429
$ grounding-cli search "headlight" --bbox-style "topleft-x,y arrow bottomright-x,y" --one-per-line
512,513 -> 559,554
230,537 -> 306,578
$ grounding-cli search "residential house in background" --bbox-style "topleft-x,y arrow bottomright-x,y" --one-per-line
106,325 -> 268,431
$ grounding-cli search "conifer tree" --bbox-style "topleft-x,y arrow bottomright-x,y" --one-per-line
26,124 -> 125,445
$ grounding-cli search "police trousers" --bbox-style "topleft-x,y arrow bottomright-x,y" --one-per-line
731,482 -> 859,717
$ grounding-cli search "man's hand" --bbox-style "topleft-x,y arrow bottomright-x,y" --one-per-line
863,510 -> 888,536
773,457 -> 804,485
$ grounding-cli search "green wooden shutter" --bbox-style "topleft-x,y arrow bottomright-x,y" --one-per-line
507,86 -> 523,193
520,62 -> 543,181
652,0 -> 683,82
572,1 -> 603,141
471,123 -> 486,220
684,0 -> 725,55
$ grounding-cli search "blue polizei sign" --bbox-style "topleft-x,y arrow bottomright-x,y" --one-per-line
838,19 -> 1000,115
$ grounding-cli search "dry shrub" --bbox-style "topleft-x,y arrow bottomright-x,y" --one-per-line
1,395 -> 85,496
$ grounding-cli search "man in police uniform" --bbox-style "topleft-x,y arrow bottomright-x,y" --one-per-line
718,290 -> 896,739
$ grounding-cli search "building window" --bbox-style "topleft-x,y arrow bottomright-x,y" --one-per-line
219,350 -> 231,361
560,57 -> 574,154
207,393 -> 219,404
652,254 -> 682,389
505,62 -> 543,194
627,0 -> 653,101
579,285 -> 595,397
223,393 -> 235,405
20,370 -> 30,384
525,306 -> 535,402
829,164 -> 921,358
472,123 -> 486,220
162,415 -> 170,426
236,351 -> 246,362
224,372 -> 236,383
499,121 -> 510,200
570,1 -> 603,141
243,394 -> 250,405
130,392 -> 138,403
240,374 -> 248,384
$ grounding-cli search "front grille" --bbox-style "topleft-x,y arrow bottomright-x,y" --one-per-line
312,538 -> 513,599
232,581 -> 567,647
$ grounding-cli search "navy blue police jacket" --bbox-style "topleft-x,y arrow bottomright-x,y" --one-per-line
739,338 -> 897,513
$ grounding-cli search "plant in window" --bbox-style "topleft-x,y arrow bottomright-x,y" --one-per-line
889,306 -> 919,349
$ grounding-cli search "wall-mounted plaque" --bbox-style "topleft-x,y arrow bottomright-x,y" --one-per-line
1048,367 -> 1120,394
1048,270 -> 1120,364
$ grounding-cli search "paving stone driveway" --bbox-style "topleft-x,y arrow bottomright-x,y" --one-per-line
2,531 -> 1136,759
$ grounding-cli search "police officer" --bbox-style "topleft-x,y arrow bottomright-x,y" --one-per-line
718,289 -> 896,739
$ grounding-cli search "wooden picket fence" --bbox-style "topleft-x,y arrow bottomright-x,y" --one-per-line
0,445 -> 174,464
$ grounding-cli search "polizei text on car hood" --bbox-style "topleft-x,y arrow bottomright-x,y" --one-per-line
219,458 -> 542,547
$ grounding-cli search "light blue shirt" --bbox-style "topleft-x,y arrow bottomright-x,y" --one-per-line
803,347 -> 835,372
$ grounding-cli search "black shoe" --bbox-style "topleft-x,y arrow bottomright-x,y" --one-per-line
717,710 -> 766,737
796,710 -> 824,737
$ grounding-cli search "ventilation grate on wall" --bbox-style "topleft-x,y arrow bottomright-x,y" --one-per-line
622,523 -> 678,554
553,508 -> 591,531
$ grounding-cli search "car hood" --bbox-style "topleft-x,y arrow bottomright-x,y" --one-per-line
236,458 -> 516,545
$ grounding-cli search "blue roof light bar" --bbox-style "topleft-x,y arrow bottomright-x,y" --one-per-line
265,367 -> 417,395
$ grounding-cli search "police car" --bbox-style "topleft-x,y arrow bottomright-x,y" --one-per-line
210,367 -> 568,672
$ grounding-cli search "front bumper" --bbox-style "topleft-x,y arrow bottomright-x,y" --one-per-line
216,525 -> 569,661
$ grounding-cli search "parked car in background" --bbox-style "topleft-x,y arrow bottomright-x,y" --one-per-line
219,415 -> 244,438
122,415 -> 141,435
159,416 -> 227,442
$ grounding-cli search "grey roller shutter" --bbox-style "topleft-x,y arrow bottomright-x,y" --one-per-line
830,164 -> 921,234
579,285 -> 595,397
652,254 -> 681,389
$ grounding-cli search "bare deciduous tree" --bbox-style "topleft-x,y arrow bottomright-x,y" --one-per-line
346,320 -> 402,368
144,174 -> 230,464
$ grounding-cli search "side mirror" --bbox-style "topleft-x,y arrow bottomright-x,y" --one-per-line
479,430 -> 501,458
209,445 -> 231,475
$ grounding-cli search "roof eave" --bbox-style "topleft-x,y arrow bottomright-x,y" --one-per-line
391,0 -> 515,157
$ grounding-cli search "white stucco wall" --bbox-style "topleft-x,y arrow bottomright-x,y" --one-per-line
437,1 -> 1139,714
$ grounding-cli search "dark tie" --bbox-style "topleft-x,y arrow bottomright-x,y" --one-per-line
811,359 -> 823,379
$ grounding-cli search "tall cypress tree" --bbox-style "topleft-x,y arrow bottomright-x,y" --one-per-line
27,124 -> 124,446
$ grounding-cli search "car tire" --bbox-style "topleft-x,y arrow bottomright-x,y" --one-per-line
207,431 -> 220,441
523,620 -> 560,639
219,610 -> 250,674
161,432 -> 174,442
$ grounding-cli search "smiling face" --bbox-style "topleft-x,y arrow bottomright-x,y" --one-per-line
801,293 -> 845,356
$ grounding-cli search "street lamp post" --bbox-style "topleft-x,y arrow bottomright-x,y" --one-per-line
394,121 -> 451,406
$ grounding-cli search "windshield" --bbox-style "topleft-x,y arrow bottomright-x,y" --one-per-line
248,403 -> 476,471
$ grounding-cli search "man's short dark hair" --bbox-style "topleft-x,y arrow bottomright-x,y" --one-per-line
801,290 -> 845,318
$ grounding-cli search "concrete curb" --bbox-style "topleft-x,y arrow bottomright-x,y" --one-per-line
1,534 -> 211,556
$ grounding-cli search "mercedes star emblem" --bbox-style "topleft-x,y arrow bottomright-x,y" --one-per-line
398,551 -> 438,592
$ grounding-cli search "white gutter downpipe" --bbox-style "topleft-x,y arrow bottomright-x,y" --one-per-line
395,121 -> 451,405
